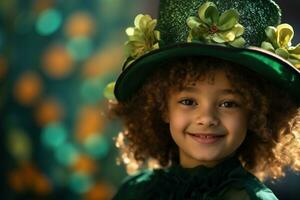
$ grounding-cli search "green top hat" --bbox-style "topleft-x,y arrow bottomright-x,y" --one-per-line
113,0 -> 300,103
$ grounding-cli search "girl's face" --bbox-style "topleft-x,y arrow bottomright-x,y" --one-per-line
166,69 -> 248,168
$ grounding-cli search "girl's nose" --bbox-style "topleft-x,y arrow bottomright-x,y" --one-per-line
195,106 -> 219,127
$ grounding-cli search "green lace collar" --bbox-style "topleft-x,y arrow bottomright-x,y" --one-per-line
167,155 -> 243,182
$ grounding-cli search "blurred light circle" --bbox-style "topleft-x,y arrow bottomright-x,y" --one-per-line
55,143 -> 79,166
6,129 -> 32,161
35,98 -> 64,126
73,155 -> 97,174
75,106 -> 105,142
100,0 -> 123,20
69,172 -> 93,194
36,8 -> 62,35
0,31 -> 4,49
0,1 -> 18,15
0,56 -> 7,79
41,122 -> 67,148
43,45 -> 74,78
50,167 -> 68,186
80,78 -> 105,103
67,37 -> 93,61
9,162 -> 50,193
13,72 -> 43,105
32,173 -> 52,194
83,134 -> 109,159
84,182 -> 114,200
14,12 -> 34,35
33,0 -> 54,14
65,12 -> 95,37
82,46 -> 123,78
8,170 -> 24,192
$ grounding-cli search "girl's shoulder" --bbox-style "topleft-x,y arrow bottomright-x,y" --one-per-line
223,170 -> 278,200
245,174 -> 278,200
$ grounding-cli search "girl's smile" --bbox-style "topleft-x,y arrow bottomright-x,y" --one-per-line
166,69 -> 248,168
186,132 -> 226,144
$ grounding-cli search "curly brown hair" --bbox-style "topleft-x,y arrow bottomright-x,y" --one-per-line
110,56 -> 300,180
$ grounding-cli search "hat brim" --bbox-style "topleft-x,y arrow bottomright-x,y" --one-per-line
115,43 -> 300,103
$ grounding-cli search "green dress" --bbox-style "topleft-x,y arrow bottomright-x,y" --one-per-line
112,156 -> 278,200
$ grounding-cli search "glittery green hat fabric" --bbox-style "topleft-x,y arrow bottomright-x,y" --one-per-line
114,0 -> 300,103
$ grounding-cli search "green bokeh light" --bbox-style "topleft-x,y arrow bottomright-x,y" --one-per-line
55,143 -> 79,166
80,78 -> 106,104
0,31 -> 4,49
36,8 -> 62,35
67,37 -> 93,61
41,122 -> 68,148
100,0 -> 123,20
7,129 -> 32,161
84,134 -> 110,159
51,167 -> 68,186
69,172 -> 93,193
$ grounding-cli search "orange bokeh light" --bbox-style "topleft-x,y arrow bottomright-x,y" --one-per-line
8,170 -> 24,192
14,72 -> 43,105
43,45 -> 73,78
75,106 -> 105,142
72,155 -> 97,174
0,56 -> 7,79
8,162 -> 52,194
82,46 -> 124,78
33,174 -> 52,194
32,0 -> 54,14
35,98 -> 64,126
65,12 -> 95,37
84,182 -> 114,200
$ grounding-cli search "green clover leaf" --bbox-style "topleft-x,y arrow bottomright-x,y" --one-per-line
262,23 -> 300,68
104,82 -> 116,101
198,2 -> 219,25
187,1 -> 245,47
217,9 -> 239,31
277,24 -> 294,48
124,14 -> 160,62
261,41 -> 275,52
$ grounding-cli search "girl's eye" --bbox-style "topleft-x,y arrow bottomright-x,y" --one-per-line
179,99 -> 197,106
219,101 -> 240,108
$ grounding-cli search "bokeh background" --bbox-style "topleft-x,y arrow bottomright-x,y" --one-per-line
0,0 -> 299,200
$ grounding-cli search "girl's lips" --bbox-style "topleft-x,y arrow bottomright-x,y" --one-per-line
187,132 -> 225,144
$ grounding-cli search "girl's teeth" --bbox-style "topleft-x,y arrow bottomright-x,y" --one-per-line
192,134 -> 220,138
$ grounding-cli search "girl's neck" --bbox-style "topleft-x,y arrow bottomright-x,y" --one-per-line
179,152 -> 237,168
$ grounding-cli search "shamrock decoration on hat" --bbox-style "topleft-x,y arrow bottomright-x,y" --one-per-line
261,24 -> 300,67
186,2 -> 245,47
124,14 -> 160,68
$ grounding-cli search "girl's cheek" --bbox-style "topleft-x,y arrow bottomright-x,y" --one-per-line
171,110 -> 189,124
225,114 -> 248,131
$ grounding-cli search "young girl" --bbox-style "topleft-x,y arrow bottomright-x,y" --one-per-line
107,0 -> 300,199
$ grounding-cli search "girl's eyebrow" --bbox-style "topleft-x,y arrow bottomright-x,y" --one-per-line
180,86 -> 199,92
